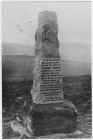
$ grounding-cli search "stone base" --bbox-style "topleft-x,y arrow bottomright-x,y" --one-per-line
30,100 -> 77,137
36,130 -> 83,139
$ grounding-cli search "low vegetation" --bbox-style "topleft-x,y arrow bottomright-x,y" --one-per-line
2,75 -> 91,138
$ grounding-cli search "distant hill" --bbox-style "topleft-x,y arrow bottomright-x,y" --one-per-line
2,42 -> 91,63
2,43 -> 35,56
59,42 -> 91,63
2,55 -> 91,81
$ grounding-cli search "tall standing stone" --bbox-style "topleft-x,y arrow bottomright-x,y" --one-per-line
30,11 -> 77,136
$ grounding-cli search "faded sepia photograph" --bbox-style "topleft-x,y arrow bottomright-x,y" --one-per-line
2,1 -> 91,139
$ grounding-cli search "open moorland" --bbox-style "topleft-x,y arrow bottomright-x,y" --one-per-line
2,75 -> 91,138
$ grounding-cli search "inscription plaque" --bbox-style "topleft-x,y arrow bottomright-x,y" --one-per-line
38,57 -> 64,104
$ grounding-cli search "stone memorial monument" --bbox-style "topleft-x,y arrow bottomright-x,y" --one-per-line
30,11 -> 77,136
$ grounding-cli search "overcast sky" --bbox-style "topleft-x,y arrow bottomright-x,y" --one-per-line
2,1 -> 91,45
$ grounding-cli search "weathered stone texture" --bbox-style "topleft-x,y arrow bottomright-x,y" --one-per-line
32,11 -> 64,104
30,11 -> 77,136
30,101 -> 77,136
38,11 -> 58,35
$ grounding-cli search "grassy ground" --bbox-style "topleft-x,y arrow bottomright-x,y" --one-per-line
2,75 -> 92,138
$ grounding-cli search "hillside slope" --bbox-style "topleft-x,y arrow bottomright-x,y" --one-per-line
2,55 -> 91,81
2,42 -> 91,63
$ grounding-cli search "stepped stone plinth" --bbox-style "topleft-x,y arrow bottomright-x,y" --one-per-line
30,11 -> 77,136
